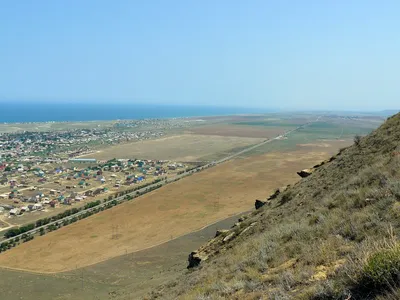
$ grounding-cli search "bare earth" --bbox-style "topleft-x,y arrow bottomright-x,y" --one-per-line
0,144 -> 346,273
82,134 -> 264,161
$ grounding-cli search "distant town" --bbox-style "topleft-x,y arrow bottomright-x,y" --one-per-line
0,118 -> 201,226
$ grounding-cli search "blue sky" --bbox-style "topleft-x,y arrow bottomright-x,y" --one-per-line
1,0 -> 399,110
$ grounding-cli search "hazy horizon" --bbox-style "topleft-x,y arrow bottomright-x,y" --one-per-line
1,1 -> 400,111
0,100 -> 396,113
0,99 -> 398,114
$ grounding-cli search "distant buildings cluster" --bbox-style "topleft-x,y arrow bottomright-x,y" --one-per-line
0,158 -> 185,218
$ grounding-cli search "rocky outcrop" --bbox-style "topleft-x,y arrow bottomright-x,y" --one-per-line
187,220 -> 258,268
312,156 -> 337,169
255,199 -> 267,209
313,161 -> 325,168
223,232 -> 236,243
267,188 -> 280,200
187,251 -> 208,268
215,229 -> 229,237
187,187 -> 275,268
297,168 -> 314,178
239,222 -> 257,236
300,156 -> 339,178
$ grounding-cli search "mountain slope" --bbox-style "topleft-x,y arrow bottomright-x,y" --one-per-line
147,112 -> 400,300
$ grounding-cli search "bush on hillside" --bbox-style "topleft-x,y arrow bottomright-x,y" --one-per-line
354,134 -> 362,147
361,245 -> 400,288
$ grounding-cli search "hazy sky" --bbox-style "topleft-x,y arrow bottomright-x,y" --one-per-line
1,1 -> 399,110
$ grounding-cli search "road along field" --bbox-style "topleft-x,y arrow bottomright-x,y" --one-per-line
82,134 -> 264,162
0,140 -> 350,273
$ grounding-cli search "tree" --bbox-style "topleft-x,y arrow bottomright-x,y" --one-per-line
47,224 -> 57,232
4,228 -> 20,238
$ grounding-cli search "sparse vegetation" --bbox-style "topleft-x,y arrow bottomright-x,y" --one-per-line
146,112 -> 400,300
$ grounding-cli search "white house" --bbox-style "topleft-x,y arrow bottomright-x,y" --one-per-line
9,208 -> 20,215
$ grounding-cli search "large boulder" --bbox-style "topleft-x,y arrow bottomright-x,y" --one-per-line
187,251 -> 208,269
297,168 -> 314,178
255,199 -> 267,209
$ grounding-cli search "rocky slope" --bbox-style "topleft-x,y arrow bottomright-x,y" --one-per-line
147,112 -> 400,300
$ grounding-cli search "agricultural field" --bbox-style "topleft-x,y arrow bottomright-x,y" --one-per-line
0,139 -> 351,273
82,134 -> 264,162
188,124 -> 289,138
76,114 -> 344,162
238,115 -> 382,157
0,214 -> 241,300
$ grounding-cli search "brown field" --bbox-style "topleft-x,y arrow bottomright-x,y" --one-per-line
295,139 -> 352,152
188,124 -> 289,138
0,214 -> 242,300
0,142 -> 346,273
82,134 -> 264,161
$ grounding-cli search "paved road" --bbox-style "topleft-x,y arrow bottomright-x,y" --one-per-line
1,117 -> 319,244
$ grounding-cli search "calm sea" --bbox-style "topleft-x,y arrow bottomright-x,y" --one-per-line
0,102 -> 268,123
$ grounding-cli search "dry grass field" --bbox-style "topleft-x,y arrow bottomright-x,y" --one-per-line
0,140 -> 349,273
0,215 -> 242,300
83,134 -> 264,161
188,124 -> 289,138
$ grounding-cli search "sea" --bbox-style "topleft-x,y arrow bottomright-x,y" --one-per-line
0,102 -> 269,123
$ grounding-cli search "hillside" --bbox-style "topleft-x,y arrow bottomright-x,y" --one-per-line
147,112 -> 400,300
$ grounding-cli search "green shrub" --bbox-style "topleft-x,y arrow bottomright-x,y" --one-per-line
361,245 -> 400,287
354,134 -> 362,147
